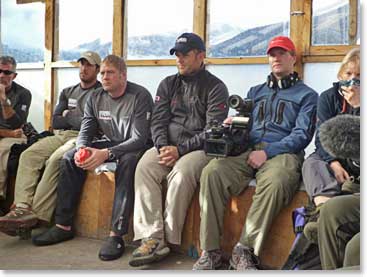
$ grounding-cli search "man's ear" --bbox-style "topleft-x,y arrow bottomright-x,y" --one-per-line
198,51 -> 206,60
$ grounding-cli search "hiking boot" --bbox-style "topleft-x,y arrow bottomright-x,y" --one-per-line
229,244 -> 259,270
192,249 -> 223,270
129,237 -> 170,267
32,225 -> 74,246
303,221 -> 319,244
31,220 -> 51,238
99,236 -> 125,261
0,206 -> 38,235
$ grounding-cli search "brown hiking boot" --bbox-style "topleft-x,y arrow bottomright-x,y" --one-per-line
0,206 -> 38,235
192,249 -> 223,270
229,244 -> 259,270
129,237 -> 170,267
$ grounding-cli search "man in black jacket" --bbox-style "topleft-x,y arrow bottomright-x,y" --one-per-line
0,56 -> 32,203
0,51 -> 101,236
129,33 -> 229,267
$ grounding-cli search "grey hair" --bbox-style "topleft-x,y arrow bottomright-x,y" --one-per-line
0,56 -> 17,71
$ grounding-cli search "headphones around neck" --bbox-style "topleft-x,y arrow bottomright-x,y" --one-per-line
266,72 -> 299,89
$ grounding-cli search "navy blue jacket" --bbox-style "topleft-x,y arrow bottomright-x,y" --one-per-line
315,82 -> 360,163
247,79 -> 318,158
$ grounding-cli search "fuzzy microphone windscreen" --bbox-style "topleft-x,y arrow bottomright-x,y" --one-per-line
319,114 -> 360,161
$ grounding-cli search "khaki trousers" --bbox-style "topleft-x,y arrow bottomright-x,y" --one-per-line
199,144 -> 303,256
133,147 -> 212,245
14,130 -> 78,222
0,136 -> 26,199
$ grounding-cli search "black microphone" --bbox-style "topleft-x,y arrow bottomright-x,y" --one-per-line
319,114 -> 360,161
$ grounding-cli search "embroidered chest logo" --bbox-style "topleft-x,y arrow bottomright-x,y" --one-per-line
99,111 -> 112,120
68,98 -> 77,108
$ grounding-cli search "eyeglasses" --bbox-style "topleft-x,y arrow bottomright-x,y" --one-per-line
0,69 -> 15,75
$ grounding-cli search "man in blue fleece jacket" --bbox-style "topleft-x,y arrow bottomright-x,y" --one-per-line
193,36 -> 318,270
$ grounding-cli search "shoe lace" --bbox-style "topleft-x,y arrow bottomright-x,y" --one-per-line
198,250 -> 221,266
233,247 -> 258,269
9,208 -> 29,217
139,238 -> 159,254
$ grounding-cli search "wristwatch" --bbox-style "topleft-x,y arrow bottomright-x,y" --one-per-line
108,148 -> 116,160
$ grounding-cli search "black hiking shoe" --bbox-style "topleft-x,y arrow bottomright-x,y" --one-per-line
98,236 -> 125,261
32,225 -> 74,246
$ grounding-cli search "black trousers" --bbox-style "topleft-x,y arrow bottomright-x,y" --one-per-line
55,141 -> 143,236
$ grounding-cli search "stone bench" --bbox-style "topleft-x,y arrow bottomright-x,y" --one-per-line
74,164 -> 308,269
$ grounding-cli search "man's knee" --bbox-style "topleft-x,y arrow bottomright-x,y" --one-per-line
136,150 -> 157,173
319,197 -> 339,221
201,159 -> 223,178
200,161 -> 225,194
62,147 -> 77,161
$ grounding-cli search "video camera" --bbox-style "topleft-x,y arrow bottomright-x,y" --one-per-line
204,95 -> 253,157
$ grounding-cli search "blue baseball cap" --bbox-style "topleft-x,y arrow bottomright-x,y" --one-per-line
169,33 -> 206,55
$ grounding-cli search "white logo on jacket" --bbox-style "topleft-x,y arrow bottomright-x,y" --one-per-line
68,98 -> 77,108
99,111 -> 112,120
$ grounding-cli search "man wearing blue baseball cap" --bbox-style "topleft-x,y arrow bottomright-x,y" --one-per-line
129,32 -> 229,267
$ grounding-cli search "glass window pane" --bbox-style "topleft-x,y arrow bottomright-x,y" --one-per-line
0,1 -> 45,63
56,0 -> 113,61
312,0 -> 360,45
207,0 -> 290,58
16,69 -> 45,131
127,0 -> 193,60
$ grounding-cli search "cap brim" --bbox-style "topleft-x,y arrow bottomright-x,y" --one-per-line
77,56 -> 97,65
169,44 -> 192,55
266,45 -> 292,54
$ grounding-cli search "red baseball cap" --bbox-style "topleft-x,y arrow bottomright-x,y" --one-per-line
266,36 -> 296,54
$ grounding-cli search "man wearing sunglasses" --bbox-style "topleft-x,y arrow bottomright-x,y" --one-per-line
0,56 -> 32,208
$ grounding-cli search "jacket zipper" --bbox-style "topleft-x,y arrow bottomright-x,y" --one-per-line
261,88 -> 278,139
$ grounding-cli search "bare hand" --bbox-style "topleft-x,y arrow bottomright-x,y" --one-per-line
223,117 -> 233,125
62,110 -> 70,117
11,128 -> 23,138
330,160 -> 350,183
341,85 -> 360,108
0,84 -> 6,101
158,146 -> 179,167
74,147 -> 108,171
247,150 -> 267,169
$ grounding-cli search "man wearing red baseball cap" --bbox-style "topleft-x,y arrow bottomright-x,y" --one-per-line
194,36 -> 319,270
266,36 -> 296,54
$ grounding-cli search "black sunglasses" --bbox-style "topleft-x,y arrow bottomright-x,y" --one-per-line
0,69 -> 15,75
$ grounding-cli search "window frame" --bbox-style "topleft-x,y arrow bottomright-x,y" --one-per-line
9,0 -> 359,129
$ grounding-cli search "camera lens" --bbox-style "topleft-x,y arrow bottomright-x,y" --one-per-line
228,95 -> 242,109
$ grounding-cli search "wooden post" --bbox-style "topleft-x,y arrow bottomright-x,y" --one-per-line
193,0 -> 207,45
113,0 -> 125,58
349,0 -> 358,44
290,0 -> 307,78
44,0 -> 55,130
